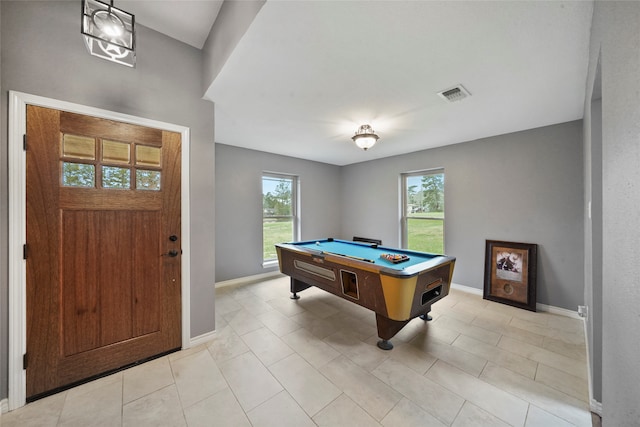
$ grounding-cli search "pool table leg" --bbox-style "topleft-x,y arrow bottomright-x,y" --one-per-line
375,313 -> 411,350
420,305 -> 433,321
290,278 -> 312,300
377,339 -> 394,350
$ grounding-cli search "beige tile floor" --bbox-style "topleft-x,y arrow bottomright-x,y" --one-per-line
2,276 -> 597,426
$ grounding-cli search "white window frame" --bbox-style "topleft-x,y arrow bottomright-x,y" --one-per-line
262,172 -> 299,266
400,169 -> 445,252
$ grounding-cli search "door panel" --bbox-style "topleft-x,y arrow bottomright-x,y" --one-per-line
26,105 -> 182,400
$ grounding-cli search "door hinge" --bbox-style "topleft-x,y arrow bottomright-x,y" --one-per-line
23,134 -> 27,151
23,353 -> 28,370
23,244 -> 28,260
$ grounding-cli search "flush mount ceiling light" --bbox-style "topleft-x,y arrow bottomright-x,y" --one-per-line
81,0 -> 136,67
352,124 -> 379,151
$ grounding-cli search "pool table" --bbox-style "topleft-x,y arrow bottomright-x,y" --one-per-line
275,238 -> 456,350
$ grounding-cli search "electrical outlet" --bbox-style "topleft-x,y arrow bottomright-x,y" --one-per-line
578,305 -> 588,319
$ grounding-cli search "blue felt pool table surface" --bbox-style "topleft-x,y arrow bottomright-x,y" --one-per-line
293,239 -> 439,269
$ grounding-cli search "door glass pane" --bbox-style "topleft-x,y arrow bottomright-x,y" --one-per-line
136,145 -> 161,167
102,166 -> 131,189
102,140 -> 131,164
136,170 -> 161,191
62,134 -> 95,160
407,218 -> 444,253
62,162 -> 95,187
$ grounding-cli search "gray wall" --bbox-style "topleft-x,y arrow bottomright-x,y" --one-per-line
1,1 -> 216,399
201,0 -> 265,95
216,122 -> 584,311
215,144 -> 342,282
341,122 -> 584,310
585,1 -> 640,424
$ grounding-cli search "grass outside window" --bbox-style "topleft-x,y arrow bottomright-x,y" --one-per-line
407,215 -> 444,254
263,218 -> 293,260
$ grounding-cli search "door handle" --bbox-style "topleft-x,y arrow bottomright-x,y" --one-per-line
163,250 -> 180,257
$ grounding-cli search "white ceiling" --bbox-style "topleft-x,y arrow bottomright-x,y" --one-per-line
129,1 -> 594,166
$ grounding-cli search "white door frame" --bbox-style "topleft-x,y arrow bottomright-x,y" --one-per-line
8,91 -> 192,410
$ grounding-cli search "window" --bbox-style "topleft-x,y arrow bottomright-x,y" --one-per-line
262,173 -> 298,263
401,170 -> 445,253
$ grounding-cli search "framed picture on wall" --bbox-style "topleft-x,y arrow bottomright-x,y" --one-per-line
483,240 -> 537,311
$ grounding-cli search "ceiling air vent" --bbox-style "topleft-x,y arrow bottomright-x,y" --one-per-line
437,85 -> 471,103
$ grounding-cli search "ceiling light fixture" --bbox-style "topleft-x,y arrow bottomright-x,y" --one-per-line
352,124 -> 379,151
81,0 -> 136,67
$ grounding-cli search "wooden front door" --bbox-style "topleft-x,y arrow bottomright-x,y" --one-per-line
25,105 -> 182,400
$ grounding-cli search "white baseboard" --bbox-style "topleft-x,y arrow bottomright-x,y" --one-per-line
536,303 -> 582,319
217,279 -> 583,319
215,271 -> 284,289
590,398 -> 603,416
1,398 -> 8,414
451,283 -> 581,319
189,330 -> 217,348
451,282 -> 483,296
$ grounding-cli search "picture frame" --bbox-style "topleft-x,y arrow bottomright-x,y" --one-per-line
483,240 -> 537,311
